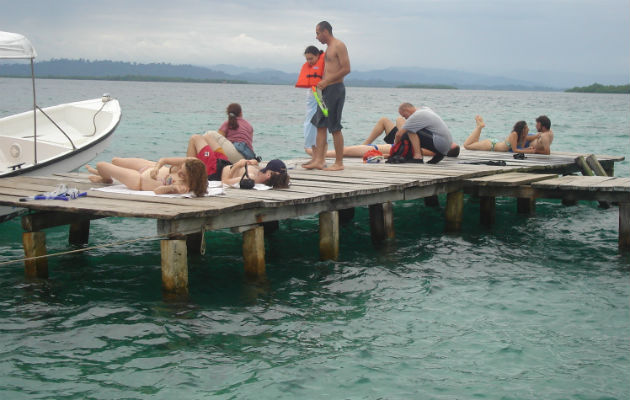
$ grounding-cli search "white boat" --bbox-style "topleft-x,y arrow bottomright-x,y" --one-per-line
0,31 -> 121,221
0,31 -> 122,178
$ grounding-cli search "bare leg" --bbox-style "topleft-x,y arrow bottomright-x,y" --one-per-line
303,127 -> 327,170
362,117 -> 395,145
407,133 -> 423,160
111,157 -> 155,170
85,164 -> 114,184
463,116 -> 494,150
94,161 -> 142,190
187,134 -> 220,157
324,131 -> 344,170
302,145 -> 317,167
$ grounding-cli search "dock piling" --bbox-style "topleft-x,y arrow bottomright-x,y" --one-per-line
517,197 -> 536,214
319,211 -> 339,260
69,220 -> 90,245
424,195 -> 440,208
160,239 -> 188,295
620,203 -> 630,252
480,196 -> 496,226
445,191 -> 464,232
243,225 -> 266,277
369,202 -> 395,244
22,231 -> 48,278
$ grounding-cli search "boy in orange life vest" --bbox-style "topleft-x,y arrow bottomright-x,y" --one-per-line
295,46 -> 325,167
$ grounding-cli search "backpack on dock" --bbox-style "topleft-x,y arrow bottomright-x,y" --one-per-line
386,133 -> 414,163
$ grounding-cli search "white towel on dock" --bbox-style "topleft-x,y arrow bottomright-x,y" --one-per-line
224,183 -> 273,190
91,181 -> 225,198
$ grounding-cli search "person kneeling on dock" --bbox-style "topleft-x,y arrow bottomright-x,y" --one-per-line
86,157 -> 208,197
305,114 -> 460,161
222,158 -> 290,189
394,102 -> 455,164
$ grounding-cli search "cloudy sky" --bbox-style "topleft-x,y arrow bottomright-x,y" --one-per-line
3,0 -> 629,85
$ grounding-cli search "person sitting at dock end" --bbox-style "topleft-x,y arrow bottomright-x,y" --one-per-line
86,157 -> 208,197
463,116 -> 548,154
221,158 -> 290,189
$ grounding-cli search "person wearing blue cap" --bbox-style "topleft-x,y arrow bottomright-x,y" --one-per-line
221,158 -> 290,189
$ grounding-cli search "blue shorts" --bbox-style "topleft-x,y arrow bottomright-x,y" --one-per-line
233,142 -> 256,160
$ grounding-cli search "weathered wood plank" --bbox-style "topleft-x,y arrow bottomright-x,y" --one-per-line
465,172 -> 557,186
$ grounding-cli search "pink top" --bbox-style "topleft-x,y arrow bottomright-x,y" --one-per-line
219,117 -> 254,151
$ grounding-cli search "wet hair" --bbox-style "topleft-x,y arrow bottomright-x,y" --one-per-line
512,121 -> 528,142
185,158 -> 208,197
536,115 -> 551,130
226,103 -> 242,130
304,45 -> 323,56
317,21 -> 333,34
264,171 -> 290,189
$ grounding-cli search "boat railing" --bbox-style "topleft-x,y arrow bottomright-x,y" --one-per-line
35,105 -> 77,151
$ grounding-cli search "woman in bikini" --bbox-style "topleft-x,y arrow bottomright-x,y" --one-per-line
463,115 -> 540,153
86,157 -> 208,197
221,158 -> 290,189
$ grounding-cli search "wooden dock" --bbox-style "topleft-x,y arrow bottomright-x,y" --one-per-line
0,150 -> 627,297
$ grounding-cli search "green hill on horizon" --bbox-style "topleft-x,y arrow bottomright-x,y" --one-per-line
565,83 -> 630,94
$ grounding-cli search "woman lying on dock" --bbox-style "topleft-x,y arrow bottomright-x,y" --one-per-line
86,157 -> 208,197
221,158 -> 290,189
186,133 -> 290,188
463,116 -> 543,154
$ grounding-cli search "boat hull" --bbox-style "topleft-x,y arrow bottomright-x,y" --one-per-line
0,97 -> 121,177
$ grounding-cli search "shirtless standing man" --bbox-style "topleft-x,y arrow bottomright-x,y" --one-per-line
303,21 -> 351,171
530,115 -> 553,154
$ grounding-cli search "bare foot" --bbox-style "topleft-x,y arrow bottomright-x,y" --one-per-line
88,175 -> 113,184
324,163 -> 344,171
301,159 -> 316,168
302,161 -> 326,170
475,115 -> 486,128
85,164 -> 99,175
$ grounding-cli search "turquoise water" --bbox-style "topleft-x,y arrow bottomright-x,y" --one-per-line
0,78 -> 629,399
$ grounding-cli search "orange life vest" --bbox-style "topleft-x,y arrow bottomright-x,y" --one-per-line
295,53 -> 325,88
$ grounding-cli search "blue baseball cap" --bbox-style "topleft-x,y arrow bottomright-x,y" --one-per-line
260,159 -> 286,173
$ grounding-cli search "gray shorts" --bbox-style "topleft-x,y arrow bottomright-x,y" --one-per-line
311,82 -> 345,133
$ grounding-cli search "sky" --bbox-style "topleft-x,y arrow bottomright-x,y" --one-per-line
2,0 -> 629,86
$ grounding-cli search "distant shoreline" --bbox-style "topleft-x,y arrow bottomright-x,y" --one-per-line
397,84 -> 457,90
0,74 -> 249,85
565,83 -> 630,94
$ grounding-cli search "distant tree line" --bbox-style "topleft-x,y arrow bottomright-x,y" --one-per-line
0,58 -> 237,81
397,84 -> 457,90
565,83 -> 630,94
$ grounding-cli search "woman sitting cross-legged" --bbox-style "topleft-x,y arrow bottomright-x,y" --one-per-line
86,156 -> 208,197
